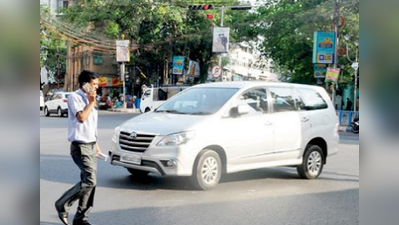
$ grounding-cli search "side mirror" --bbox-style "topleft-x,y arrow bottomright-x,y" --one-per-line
230,104 -> 250,118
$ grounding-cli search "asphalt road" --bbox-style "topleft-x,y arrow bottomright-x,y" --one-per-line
40,111 -> 359,225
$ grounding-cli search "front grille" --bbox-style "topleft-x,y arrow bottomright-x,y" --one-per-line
119,132 -> 156,153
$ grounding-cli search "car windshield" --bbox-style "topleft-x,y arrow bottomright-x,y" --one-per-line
155,87 -> 238,115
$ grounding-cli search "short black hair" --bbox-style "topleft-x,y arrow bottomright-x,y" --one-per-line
78,70 -> 98,88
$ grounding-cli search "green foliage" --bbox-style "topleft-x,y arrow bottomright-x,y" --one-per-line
40,6 -> 67,85
236,0 -> 359,85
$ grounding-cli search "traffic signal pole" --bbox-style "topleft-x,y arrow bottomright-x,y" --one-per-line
218,7 -> 225,82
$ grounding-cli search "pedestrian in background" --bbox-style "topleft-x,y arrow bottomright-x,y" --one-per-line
55,70 -> 103,225
346,98 -> 353,111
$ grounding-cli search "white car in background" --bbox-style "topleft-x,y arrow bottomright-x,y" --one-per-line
40,90 -> 45,111
44,92 -> 73,117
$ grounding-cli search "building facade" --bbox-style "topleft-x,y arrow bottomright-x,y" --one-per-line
224,43 -> 278,82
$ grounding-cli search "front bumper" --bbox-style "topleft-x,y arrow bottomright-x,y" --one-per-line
109,136 -> 197,176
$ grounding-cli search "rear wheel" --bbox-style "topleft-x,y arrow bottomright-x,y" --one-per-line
127,168 -> 149,177
297,145 -> 324,179
192,150 -> 222,190
44,107 -> 50,117
145,108 -> 151,113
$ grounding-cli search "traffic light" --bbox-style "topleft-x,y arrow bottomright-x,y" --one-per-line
230,6 -> 252,10
189,4 -> 214,10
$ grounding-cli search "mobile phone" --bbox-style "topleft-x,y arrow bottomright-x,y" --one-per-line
83,83 -> 93,93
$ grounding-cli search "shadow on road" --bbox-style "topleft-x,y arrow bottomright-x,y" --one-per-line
41,154 -> 359,192
40,188 -> 359,225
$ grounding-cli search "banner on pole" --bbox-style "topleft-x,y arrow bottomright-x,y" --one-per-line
314,64 -> 327,78
212,27 -> 230,53
325,67 -> 340,83
116,40 -> 130,62
188,60 -> 200,77
172,56 -> 185,75
313,31 -> 336,64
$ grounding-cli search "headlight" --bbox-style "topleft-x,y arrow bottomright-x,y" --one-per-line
157,131 -> 195,147
112,126 -> 121,141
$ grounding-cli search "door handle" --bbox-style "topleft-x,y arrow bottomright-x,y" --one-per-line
302,117 -> 309,122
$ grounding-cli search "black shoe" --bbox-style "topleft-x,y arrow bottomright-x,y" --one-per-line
55,204 -> 69,225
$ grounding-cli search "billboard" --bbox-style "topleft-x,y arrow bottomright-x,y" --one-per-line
212,27 -> 230,53
116,40 -> 130,62
172,56 -> 185,75
313,31 -> 336,64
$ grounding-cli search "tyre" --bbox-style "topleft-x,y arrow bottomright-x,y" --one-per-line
297,145 -> 324,179
127,168 -> 149,177
192,150 -> 222,190
44,107 -> 50,117
145,108 -> 151,113
57,107 -> 63,117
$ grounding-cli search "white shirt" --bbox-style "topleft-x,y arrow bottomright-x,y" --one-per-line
67,89 -> 98,143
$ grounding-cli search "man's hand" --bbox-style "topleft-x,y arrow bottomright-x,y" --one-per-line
96,144 -> 102,157
88,91 -> 97,104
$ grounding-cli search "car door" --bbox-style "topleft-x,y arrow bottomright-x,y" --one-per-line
220,87 -> 274,171
268,87 -> 302,160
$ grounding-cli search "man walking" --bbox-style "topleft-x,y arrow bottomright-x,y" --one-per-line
55,70 -> 102,225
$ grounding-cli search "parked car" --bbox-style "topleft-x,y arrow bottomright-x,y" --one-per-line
40,90 -> 45,111
109,82 -> 339,190
44,92 -> 73,117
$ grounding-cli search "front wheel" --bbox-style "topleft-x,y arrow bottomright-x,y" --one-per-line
297,145 -> 324,179
44,107 -> 50,117
192,150 -> 222,190
57,108 -> 63,117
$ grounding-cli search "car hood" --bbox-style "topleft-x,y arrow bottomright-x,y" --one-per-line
120,112 -> 210,135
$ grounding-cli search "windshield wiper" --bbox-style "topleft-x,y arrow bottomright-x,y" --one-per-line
189,112 -> 212,115
155,109 -> 186,114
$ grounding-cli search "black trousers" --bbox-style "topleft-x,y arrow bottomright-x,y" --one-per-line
55,142 -> 97,222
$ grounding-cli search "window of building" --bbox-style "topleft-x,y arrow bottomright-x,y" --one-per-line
93,52 -> 103,65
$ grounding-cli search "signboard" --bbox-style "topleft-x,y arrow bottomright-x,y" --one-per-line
212,27 -> 230,53
172,56 -> 185,75
325,67 -> 340,83
188,60 -> 200,77
314,64 -> 327,78
98,77 -> 123,87
313,31 -> 336,64
116,40 -> 130,62
212,65 -> 222,78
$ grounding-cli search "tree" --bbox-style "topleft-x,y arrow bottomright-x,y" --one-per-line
60,0 -> 244,85
40,6 -> 67,88
235,0 -> 359,85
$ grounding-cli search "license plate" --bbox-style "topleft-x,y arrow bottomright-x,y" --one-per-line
120,154 -> 141,165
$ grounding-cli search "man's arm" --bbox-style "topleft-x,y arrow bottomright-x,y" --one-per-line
76,91 -> 97,123
96,144 -> 102,157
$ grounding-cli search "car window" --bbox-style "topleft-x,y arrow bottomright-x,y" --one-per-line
238,88 -> 268,115
296,88 -> 328,110
156,88 -> 238,115
269,87 -> 296,113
